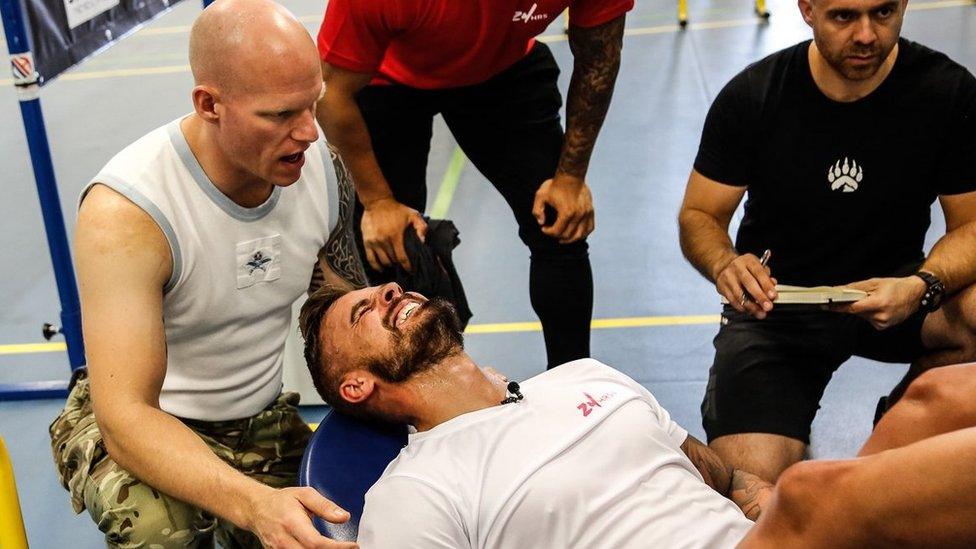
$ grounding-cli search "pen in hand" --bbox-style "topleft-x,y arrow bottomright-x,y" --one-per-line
759,249 -> 771,269
739,249 -> 773,307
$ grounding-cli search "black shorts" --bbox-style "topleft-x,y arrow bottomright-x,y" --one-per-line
353,41 -> 581,261
701,306 -> 927,444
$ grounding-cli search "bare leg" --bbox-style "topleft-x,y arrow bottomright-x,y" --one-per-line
917,285 -> 976,369
709,433 -> 805,483
740,427 -> 976,548
860,363 -> 976,456
886,286 -> 976,406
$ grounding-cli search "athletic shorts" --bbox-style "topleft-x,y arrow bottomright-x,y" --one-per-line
701,305 -> 927,444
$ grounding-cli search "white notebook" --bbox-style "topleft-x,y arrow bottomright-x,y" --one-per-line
773,285 -> 867,304
723,285 -> 867,305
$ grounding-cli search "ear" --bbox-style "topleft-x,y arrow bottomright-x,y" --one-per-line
798,0 -> 814,26
338,370 -> 376,405
191,85 -> 220,123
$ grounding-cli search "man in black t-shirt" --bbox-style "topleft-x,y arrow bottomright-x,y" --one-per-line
678,0 -> 976,481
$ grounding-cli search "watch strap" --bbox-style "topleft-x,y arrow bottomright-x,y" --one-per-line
914,270 -> 945,312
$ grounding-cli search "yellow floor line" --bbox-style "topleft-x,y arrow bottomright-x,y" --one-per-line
136,14 -> 322,36
129,0 -> 972,38
540,17 -> 763,42
0,314 -> 720,355
58,64 -> 191,82
0,17 -> 756,85
138,24 -> 192,36
1,0 -> 967,87
907,0 -> 975,10
0,342 -> 67,355
465,314 -> 719,334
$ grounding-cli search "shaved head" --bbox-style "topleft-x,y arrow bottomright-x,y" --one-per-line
189,0 -> 320,96
183,0 -> 323,193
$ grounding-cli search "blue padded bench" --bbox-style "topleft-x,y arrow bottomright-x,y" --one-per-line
299,410 -> 409,541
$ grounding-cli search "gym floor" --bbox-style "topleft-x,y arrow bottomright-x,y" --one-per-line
1,0 -> 973,545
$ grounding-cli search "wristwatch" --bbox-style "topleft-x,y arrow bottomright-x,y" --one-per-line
914,270 -> 945,312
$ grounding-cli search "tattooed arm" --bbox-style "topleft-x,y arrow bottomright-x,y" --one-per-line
680,435 -> 773,520
680,434 -> 734,496
729,469 -> 774,521
561,15 -> 625,179
311,145 -> 368,293
531,15 -> 625,243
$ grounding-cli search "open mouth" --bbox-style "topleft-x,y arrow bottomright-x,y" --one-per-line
395,302 -> 421,328
387,295 -> 426,329
280,151 -> 304,164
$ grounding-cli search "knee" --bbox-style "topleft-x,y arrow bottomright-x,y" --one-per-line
87,482 -> 213,546
771,461 -> 853,526
776,460 -> 843,504
956,331 -> 976,360
902,367 -> 951,403
520,227 -> 589,259
902,364 -> 976,426
765,460 -> 875,547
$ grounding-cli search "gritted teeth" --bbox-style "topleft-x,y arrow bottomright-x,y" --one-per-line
395,302 -> 421,328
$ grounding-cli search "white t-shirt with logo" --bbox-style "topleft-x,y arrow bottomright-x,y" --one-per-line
358,359 -> 753,548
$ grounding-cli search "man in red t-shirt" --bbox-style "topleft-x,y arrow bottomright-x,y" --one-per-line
316,0 -> 633,368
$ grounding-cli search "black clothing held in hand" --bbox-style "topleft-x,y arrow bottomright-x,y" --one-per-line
694,38 -> 976,287
352,42 -> 593,367
393,218 -> 472,329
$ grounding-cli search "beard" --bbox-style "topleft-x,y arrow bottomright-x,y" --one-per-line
367,298 -> 464,383
815,35 -> 895,81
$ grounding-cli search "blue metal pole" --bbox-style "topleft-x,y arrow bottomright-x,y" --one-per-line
2,0 -> 86,371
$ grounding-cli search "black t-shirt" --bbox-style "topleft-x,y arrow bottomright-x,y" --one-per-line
694,38 -> 976,286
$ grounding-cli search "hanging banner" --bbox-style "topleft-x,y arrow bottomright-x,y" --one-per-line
17,0 -> 185,84
63,0 -> 120,29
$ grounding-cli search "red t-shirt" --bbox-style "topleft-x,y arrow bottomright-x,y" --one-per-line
317,0 -> 633,89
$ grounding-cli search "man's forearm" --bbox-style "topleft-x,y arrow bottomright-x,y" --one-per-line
729,469 -> 774,521
680,434 -> 773,520
921,219 -> 976,293
558,16 -> 625,179
680,434 -> 733,496
99,403 -> 269,530
318,92 -> 393,205
678,207 -> 738,282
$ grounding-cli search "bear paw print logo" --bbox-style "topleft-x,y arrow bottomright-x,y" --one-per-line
828,158 -> 863,193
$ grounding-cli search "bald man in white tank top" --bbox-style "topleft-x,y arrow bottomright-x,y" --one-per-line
48,1 -> 365,547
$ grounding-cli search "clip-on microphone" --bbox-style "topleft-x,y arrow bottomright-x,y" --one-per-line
500,381 -> 524,405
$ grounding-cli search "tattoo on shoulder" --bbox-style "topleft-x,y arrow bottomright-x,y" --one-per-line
323,145 -> 367,289
560,15 -> 626,178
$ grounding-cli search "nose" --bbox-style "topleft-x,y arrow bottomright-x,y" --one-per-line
377,283 -> 402,307
853,15 -> 877,45
292,108 -> 319,143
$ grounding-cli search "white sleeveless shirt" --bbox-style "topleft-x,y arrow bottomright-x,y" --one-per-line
81,117 -> 339,421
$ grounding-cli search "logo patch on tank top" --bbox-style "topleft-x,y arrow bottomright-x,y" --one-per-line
827,157 -> 863,193
236,234 -> 281,289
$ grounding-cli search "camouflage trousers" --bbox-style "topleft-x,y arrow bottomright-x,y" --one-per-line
49,370 -> 312,548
